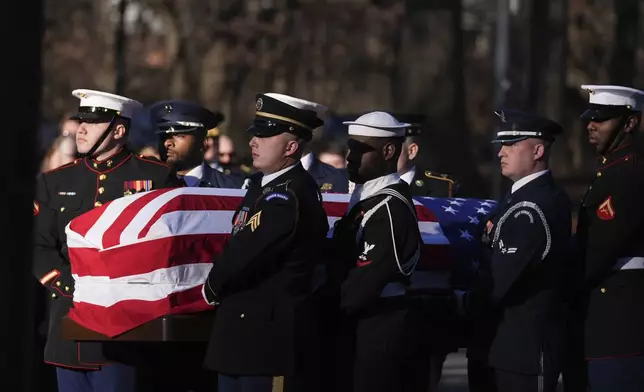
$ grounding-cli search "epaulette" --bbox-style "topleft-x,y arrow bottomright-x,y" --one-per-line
136,154 -> 170,167
424,170 -> 456,184
240,164 -> 253,174
424,170 -> 459,197
41,158 -> 82,175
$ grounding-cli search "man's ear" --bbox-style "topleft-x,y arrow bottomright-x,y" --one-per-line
533,142 -> 546,161
408,142 -> 419,161
112,123 -> 127,140
383,142 -> 397,161
284,139 -> 301,157
623,115 -> 640,134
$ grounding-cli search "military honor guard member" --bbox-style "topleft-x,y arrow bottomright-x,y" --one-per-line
395,114 -> 459,198
576,85 -> 644,392
331,111 -> 427,392
300,147 -> 349,193
32,89 -> 180,392
457,109 -> 572,392
150,99 -> 245,188
202,93 -> 330,392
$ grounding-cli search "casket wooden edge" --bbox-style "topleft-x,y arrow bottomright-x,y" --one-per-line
61,312 -> 216,342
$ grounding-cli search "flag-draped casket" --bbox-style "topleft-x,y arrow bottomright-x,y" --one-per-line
66,187 -> 496,337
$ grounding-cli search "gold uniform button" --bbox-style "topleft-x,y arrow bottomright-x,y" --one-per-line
240,313 -> 245,319
596,172 -> 602,177
94,201 -> 103,208
99,174 -> 107,181
65,286 -> 70,292
106,160 -> 113,167
51,293 -> 57,299
56,281 -> 61,287
600,157 -> 607,164
93,162 -> 98,168
60,207 -> 65,212
98,187 -> 105,194
600,288 -> 606,293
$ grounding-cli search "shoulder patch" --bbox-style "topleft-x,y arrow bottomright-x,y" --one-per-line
597,196 -> 615,220
264,192 -> 290,202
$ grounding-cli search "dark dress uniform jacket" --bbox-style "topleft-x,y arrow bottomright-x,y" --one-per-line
306,155 -> 349,193
576,142 -> 644,358
332,180 -> 425,392
407,167 -> 459,198
204,163 -> 329,377
480,172 -> 572,375
32,148 -> 179,369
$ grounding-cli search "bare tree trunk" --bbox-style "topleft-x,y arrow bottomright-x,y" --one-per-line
1,1 -> 43,390
611,0 -> 639,85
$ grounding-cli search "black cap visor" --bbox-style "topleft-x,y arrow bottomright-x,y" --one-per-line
246,118 -> 312,140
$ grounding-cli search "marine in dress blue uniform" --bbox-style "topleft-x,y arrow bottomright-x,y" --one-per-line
202,93 -> 330,392
575,85 -> 644,392
457,109 -> 572,392
150,100 -> 245,189
32,90 -> 180,392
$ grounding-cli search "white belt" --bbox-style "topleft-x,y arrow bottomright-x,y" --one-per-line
613,257 -> 644,271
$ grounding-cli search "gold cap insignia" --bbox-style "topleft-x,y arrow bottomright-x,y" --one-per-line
320,183 -> 333,191
256,98 -> 263,111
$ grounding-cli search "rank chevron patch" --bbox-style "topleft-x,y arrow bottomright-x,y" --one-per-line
246,211 -> 262,232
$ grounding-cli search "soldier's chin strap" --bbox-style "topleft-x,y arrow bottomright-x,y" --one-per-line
79,116 -> 118,159
603,114 -> 636,155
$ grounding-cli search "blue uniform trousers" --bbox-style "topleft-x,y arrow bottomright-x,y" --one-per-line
56,364 -> 137,392
588,354 -> 644,392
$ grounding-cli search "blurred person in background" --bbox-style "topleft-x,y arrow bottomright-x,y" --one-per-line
204,127 -> 220,168
300,134 -> 349,193
395,114 -> 459,198
41,113 -> 80,172
216,134 -> 254,175
138,145 -> 161,160
315,139 -> 347,169
151,100 -> 244,188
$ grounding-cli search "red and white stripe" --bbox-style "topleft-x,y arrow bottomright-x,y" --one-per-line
66,187 -> 453,337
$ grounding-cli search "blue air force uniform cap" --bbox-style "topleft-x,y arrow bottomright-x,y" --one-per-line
150,100 -> 224,135
491,108 -> 564,144
248,93 -> 326,141
580,85 -> 644,121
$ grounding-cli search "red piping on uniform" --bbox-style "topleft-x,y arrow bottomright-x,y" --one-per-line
41,159 -> 81,175
45,360 -> 100,370
599,154 -> 633,171
586,351 -> 643,361
85,153 -> 132,174
91,147 -> 124,164
77,343 -> 107,366
136,155 -> 171,167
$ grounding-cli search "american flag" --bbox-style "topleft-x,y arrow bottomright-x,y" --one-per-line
66,187 -> 497,337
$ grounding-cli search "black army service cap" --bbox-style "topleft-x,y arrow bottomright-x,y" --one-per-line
248,93 -> 326,141
579,85 -> 644,122
70,89 -> 143,123
491,108 -> 564,144
150,100 -> 224,135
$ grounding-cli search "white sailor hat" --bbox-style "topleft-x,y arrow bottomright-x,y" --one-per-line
71,89 -> 143,122
580,85 -> 644,121
343,111 -> 409,138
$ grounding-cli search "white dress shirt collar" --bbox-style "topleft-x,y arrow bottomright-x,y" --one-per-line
511,169 -> 549,193
261,163 -> 299,187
